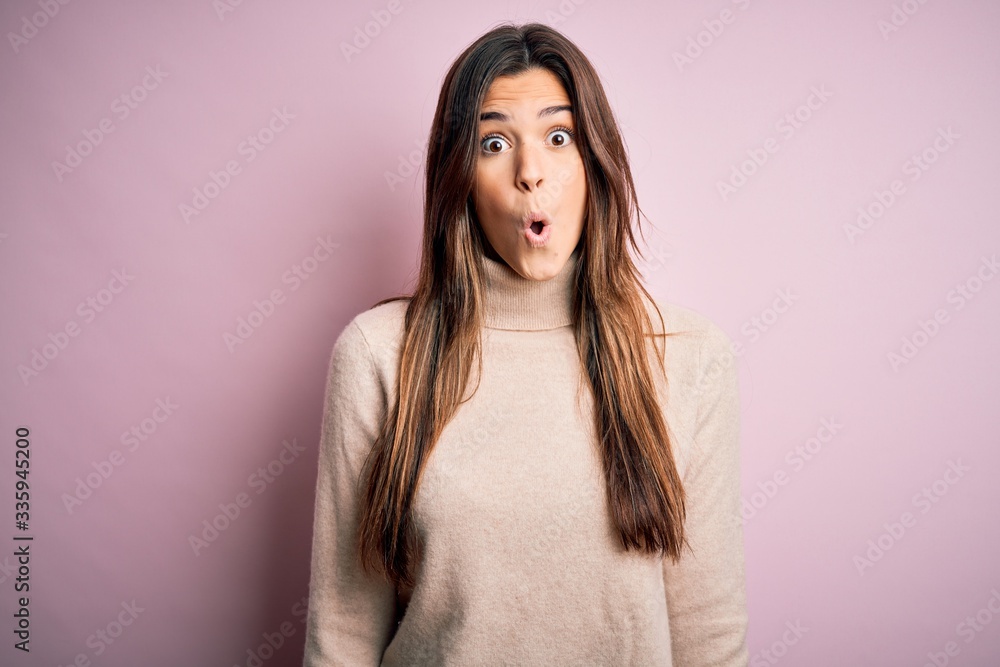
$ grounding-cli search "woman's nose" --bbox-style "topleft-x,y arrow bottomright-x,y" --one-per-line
515,145 -> 545,192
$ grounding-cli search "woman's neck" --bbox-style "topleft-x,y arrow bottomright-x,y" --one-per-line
479,246 -> 579,331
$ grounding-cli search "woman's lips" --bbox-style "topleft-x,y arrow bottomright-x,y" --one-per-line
524,220 -> 551,247
522,209 -> 551,247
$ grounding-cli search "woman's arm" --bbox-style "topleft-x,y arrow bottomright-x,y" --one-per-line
303,319 -> 398,666
663,325 -> 750,667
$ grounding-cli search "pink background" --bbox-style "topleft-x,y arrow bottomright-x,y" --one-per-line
2,0 -> 999,665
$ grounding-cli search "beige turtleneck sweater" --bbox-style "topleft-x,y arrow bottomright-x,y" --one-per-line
303,246 -> 749,666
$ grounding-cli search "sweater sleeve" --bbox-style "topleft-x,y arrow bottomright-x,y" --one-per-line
303,319 -> 399,666
663,325 -> 750,667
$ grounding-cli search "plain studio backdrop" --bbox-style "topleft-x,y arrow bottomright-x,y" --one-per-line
1,0 -> 998,665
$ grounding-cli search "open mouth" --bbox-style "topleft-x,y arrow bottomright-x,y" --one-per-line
522,210 -> 552,247
523,209 -> 551,231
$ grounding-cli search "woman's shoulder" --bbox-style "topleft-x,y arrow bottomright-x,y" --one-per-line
333,297 -> 409,369
641,294 -> 738,375
350,297 -> 409,338
323,299 -> 409,405
644,294 -> 733,344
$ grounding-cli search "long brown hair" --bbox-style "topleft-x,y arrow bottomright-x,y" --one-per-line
356,22 -> 688,590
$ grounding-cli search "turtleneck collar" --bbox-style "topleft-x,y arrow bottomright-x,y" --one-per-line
479,245 -> 580,331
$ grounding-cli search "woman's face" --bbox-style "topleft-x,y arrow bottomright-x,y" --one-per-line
472,67 -> 587,281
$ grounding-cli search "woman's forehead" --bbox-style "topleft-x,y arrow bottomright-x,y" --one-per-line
481,69 -> 569,110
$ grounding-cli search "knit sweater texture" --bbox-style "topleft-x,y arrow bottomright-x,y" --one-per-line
303,246 -> 750,666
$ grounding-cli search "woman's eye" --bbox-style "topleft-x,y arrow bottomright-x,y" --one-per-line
550,128 -> 573,147
480,128 -> 574,155
482,135 -> 508,154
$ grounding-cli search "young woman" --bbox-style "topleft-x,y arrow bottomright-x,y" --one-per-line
303,22 -> 749,667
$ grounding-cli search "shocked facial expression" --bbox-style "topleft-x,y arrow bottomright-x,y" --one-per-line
471,67 -> 587,281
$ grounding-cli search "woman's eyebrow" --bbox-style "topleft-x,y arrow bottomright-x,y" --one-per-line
479,105 -> 573,123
